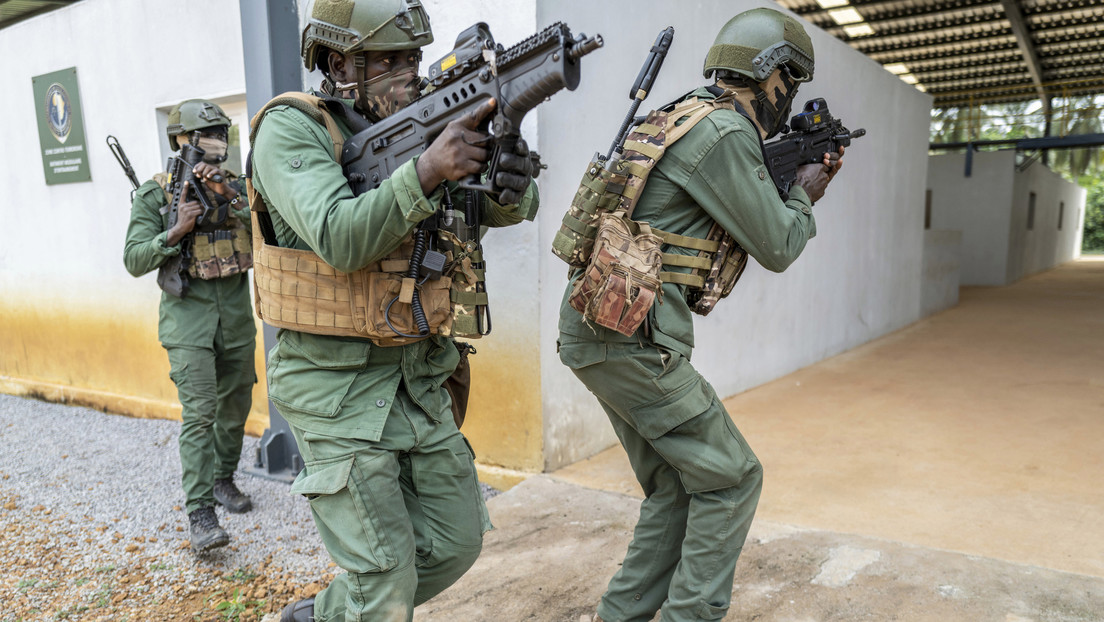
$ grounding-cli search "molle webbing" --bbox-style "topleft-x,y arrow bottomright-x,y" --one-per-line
247,92 -> 487,345
552,96 -> 729,268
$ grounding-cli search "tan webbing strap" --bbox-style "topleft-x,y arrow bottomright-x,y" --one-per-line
249,92 -> 345,161
622,139 -> 664,161
659,271 -> 706,287
651,227 -> 721,253
660,252 -> 713,270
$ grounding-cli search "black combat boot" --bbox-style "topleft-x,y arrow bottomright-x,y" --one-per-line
213,477 -> 253,513
280,597 -> 315,622
188,506 -> 229,553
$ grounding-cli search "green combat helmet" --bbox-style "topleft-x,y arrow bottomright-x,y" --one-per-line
703,8 -> 814,83
703,8 -> 814,138
166,99 -> 231,151
301,0 -> 434,72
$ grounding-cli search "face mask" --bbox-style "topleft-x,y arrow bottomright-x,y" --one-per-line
719,69 -> 799,140
196,136 -> 229,164
356,67 -> 420,120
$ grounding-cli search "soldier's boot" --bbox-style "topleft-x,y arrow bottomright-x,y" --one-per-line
188,506 -> 230,553
280,597 -> 315,622
213,477 -> 253,513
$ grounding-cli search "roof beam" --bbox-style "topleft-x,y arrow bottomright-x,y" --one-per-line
1000,0 -> 1050,112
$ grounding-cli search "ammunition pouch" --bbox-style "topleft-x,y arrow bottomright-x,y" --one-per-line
569,211 -> 662,336
188,217 -> 253,280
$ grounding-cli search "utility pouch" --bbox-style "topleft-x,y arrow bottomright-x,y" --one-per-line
363,271 -> 453,341
686,222 -> 748,316
551,155 -> 626,267
569,211 -> 663,336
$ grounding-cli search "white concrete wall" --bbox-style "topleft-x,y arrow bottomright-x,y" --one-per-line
927,151 -> 1086,287
1,0 -> 247,309
922,230 -> 962,317
1006,161 -> 1086,282
535,0 -> 933,469
927,152 -> 1016,286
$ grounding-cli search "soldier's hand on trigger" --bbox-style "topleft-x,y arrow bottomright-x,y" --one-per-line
415,98 -> 496,195
794,145 -> 845,204
166,182 -> 204,246
493,137 -> 534,205
192,161 -> 235,199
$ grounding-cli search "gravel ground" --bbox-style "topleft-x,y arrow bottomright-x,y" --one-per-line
0,393 -> 499,621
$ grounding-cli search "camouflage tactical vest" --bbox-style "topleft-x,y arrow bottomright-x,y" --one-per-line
153,173 -> 253,281
554,92 -> 750,335
246,92 -> 487,347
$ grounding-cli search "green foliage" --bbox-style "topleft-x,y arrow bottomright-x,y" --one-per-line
212,588 -> 265,622
222,567 -> 258,584
1082,177 -> 1104,252
930,95 -> 1103,180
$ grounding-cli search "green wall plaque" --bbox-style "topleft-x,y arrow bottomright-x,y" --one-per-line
32,67 -> 92,185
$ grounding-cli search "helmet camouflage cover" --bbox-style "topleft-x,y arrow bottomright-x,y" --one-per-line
166,100 -> 231,151
703,8 -> 815,83
302,0 -> 434,71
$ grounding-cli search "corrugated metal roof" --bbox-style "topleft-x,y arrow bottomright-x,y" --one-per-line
0,0 -> 79,30
776,0 -> 1104,108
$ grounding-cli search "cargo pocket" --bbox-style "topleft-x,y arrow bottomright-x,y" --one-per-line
290,455 -> 396,573
696,602 -> 728,620
267,332 -> 369,419
628,375 -> 714,440
557,340 -> 607,370
461,437 -> 493,535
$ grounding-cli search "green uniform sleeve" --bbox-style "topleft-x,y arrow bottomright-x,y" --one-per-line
686,114 -> 816,273
480,178 -> 540,227
251,106 -> 438,273
123,180 -> 179,277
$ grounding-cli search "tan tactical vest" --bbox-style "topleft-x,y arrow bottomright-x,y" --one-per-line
554,92 -> 750,335
153,174 -> 253,281
246,92 -> 487,347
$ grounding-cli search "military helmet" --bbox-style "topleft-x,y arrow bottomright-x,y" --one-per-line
302,0 -> 434,72
166,99 -> 231,151
703,8 -> 814,83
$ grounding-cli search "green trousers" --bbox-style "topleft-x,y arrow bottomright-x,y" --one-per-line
288,389 -> 491,622
559,338 -> 763,622
165,334 -> 255,514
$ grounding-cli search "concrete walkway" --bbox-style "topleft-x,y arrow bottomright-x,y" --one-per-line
423,257 -> 1104,621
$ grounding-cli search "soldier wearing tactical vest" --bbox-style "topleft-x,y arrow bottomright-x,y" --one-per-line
123,99 -> 256,554
247,1 -> 538,620
558,10 -> 844,621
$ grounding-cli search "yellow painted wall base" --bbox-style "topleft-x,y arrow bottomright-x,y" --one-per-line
474,462 -> 532,492
0,375 -> 271,438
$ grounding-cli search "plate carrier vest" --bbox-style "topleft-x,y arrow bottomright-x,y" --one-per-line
553,89 -> 764,335
245,92 -> 487,347
152,174 -> 253,281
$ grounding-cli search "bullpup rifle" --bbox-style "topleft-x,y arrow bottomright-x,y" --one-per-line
157,143 -> 228,297
765,98 -> 865,200
341,21 -> 603,198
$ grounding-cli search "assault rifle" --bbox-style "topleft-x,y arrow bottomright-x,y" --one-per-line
765,98 -> 865,200
341,21 -> 603,198
340,21 -> 601,337
157,143 -> 228,297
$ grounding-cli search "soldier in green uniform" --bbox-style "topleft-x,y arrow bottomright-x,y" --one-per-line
558,9 -> 844,621
123,99 -> 257,554
248,1 -> 538,620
